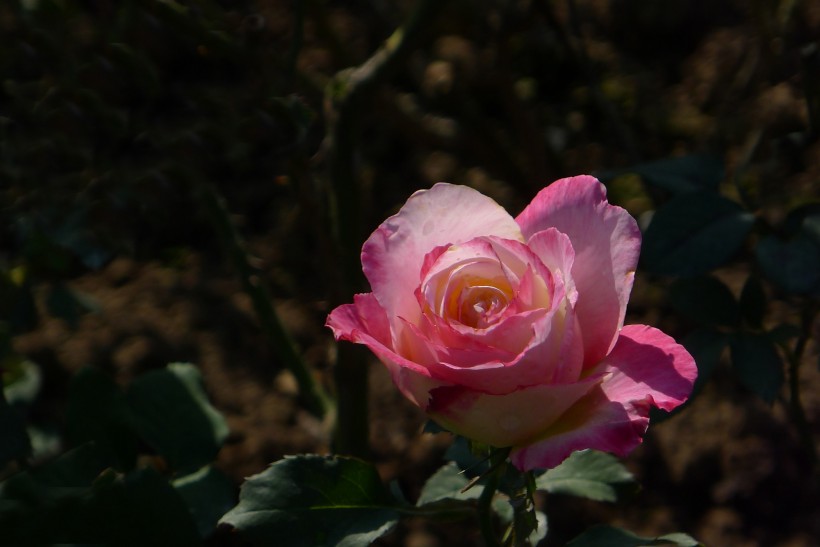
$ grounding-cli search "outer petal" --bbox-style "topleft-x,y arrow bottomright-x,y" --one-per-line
508,324 -> 696,471
516,175 -> 641,367
326,294 -> 443,407
363,184 -> 523,330
509,388 -> 649,471
426,375 -> 601,448
597,324 -> 697,411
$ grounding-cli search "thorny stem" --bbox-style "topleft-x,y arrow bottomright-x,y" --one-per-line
199,182 -> 331,419
477,448 -> 510,547
326,0 -> 444,457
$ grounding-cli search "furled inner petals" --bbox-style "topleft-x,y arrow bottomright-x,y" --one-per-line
458,284 -> 510,328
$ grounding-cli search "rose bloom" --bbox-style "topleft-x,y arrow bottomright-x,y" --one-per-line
327,176 -> 696,470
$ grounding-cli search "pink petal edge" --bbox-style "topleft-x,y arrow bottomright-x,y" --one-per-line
508,324 -> 696,471
515,175 -> 641,368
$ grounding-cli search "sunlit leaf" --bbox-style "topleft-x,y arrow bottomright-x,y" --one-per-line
535,450 -> 634,502
220,455 -> 400,547
568,524 -> 701,546
643,193 -> 754,276
127,363 -> 228,474
730,332 -> 784,403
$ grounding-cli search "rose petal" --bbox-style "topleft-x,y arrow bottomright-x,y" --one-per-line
508,324 -> 696,471
509,388 -> 649,471
426,376 -> 601,448
327,294 -> 443,407
426,307 -> 584,393
597,324 -> 697,411
363,184 -> 523,331
516,175 -> 641,367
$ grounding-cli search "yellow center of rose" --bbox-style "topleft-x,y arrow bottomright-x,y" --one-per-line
439,270 -> 513,329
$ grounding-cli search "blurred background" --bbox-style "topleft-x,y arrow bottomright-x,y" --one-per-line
1,0 -> 819,545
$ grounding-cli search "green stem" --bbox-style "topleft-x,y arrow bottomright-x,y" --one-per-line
477,448 -> 510,547
198,182 -> 331,418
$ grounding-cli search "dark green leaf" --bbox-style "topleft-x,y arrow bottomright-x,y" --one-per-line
535,450 -> 634,502
643,193 -> 754,276
220,455 -> 400,547
67,367 -> 137,471
668,276 -> 740,327
127,363 -> 228,474
173,466 -> 236,539
0,443 -> 200,546
730,332 -> 785,403
568,525 -> 701,546
90,466 -> 201,546
756,233 -> 820,295
598,154 -> 724,194
739,276 -> 767,328
417,462 -> 480,506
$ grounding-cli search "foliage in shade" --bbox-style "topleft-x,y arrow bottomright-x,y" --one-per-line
642,192 -> 754,276
756,223 -> 820,296
729,333 -> 785,403
67,367 -> 138,471
0,443 -> 201,545
739,276 -> 767,329
173,465 -> 237,539
535,449 -> 635,502
668,276 -> 740,328
597,154 -> 724,194
127,363 -> 229,474
567,524 -> 701,546
0,386 -> 31,467
219,455 -> 400,547
680,328 -> 728,396
416,462 -> 482,506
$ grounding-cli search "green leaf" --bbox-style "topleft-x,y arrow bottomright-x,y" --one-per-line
739,276 -> 767,328
668,276 -> 740,328
568,524 -> 701,546
535,450 -> 634,502
417,462 -> 480,506
90,466 -> 202,546
127,363 -> 228,474
3,359 -> 42,407
756,233 -> 820,295
598,154 -> 724,194
67,367 -> 137,471
220,455 -> 400,547
173,465 -> 236,538
729,332 -> 785,403
0,443 -> 200,545
643,193 -> 754,276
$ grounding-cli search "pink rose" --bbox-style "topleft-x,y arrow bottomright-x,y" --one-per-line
327,176 -> 697,470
